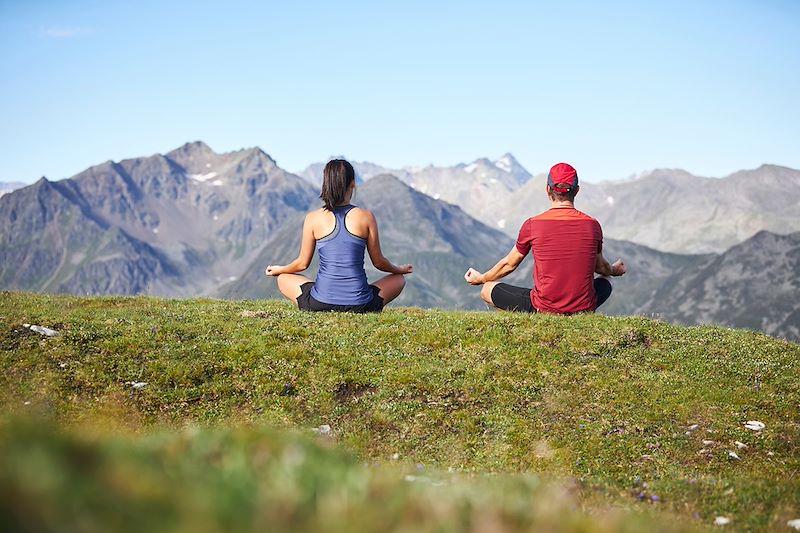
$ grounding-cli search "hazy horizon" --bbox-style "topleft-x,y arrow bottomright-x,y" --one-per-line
3,139 -> 797,187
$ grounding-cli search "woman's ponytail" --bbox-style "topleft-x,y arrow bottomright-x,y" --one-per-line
320,159 -> 355,211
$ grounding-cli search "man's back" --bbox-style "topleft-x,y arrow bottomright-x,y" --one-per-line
464,161 -> 624,314
516,207 -> 602,313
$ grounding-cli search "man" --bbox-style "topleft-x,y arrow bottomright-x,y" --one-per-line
464,162 -> 625,313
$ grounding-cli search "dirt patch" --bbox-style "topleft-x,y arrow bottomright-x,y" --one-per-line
619,329 -> 652,348
240,310 -> 270,318
334,381 -> 377,403
0,325 -> 41,351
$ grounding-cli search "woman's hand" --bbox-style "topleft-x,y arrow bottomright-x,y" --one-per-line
265,265 -> 283,277
397,264 -> 413,275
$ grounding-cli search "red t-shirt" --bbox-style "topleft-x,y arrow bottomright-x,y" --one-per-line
515,207 -> 603,314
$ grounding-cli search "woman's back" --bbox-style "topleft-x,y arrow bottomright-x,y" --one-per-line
265,157 -> 410,312
310,205 -> 373,305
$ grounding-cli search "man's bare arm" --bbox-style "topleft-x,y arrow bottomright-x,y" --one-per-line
595,253 -> 626,277
464,248 -> 526,285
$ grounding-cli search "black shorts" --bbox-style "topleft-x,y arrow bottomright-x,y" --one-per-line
297,282 -> 384,313
490,278 -> 613,313
490,283 -> 536,312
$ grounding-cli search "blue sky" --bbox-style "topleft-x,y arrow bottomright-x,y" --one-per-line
1,0 -> 798,184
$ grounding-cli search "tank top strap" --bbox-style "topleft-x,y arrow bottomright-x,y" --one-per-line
333,204 -> 355,225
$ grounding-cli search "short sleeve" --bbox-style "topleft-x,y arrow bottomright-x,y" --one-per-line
515,219 -> 532,256
596,220 -> 603,254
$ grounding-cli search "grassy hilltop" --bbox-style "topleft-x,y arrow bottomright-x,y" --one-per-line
1,292 -> 798,532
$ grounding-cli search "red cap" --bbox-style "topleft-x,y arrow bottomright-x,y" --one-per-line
547,163 -> 579,193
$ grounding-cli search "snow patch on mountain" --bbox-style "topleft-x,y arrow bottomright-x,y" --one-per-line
495,158 -> 512,172
188,172 -> 218,182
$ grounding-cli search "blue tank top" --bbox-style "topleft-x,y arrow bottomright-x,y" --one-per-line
310,205 -> 373,305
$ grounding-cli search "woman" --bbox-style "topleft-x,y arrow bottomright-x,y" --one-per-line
265,159 -> 412,312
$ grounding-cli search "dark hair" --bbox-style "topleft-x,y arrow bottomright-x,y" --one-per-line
547,184 -> 578,202
320,159 -> 355,211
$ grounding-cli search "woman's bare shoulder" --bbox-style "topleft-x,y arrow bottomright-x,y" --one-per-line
304,208 -> 332,230
305,207 -> 329,220
348,206 -> 375,221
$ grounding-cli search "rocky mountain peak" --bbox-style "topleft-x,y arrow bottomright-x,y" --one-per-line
495,152 -> 518,167
756,163 -> 792,173
493,153 -> 532,184
638,168 -> 697,184
243,146 -> 276,163
27,176 -> 57,196
169,141 -> 215,158
232,147 -> 279,176
165,141 -> 217,172
730,164 -> 800,185
362,173 -> 407,192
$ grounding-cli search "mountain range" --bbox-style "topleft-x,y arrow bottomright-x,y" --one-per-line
300,159 -> 800,254
0,142 -> 316,296
1,142 -> 798,341
299,154 -> 533,232
509,165 -> 800,254
637,230 -> 800,340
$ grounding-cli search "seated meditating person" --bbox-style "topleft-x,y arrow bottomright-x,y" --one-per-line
464,162 -> 626,313
265,159 -> 412,312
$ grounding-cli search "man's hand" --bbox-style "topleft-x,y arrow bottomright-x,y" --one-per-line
397,264 -> 413,275
596,254 -> 627,277
464,267 -> 485,285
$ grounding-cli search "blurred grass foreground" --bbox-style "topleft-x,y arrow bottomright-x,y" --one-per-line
0,292 -> 798,532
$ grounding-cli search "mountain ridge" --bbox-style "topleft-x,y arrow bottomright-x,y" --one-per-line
298,156 -> 800,253
0,142 -> 318,296
2,142 -> 799,340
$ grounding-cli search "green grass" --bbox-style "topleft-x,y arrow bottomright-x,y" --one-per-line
0,420 -> 682,533
1,292 -> 798,531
